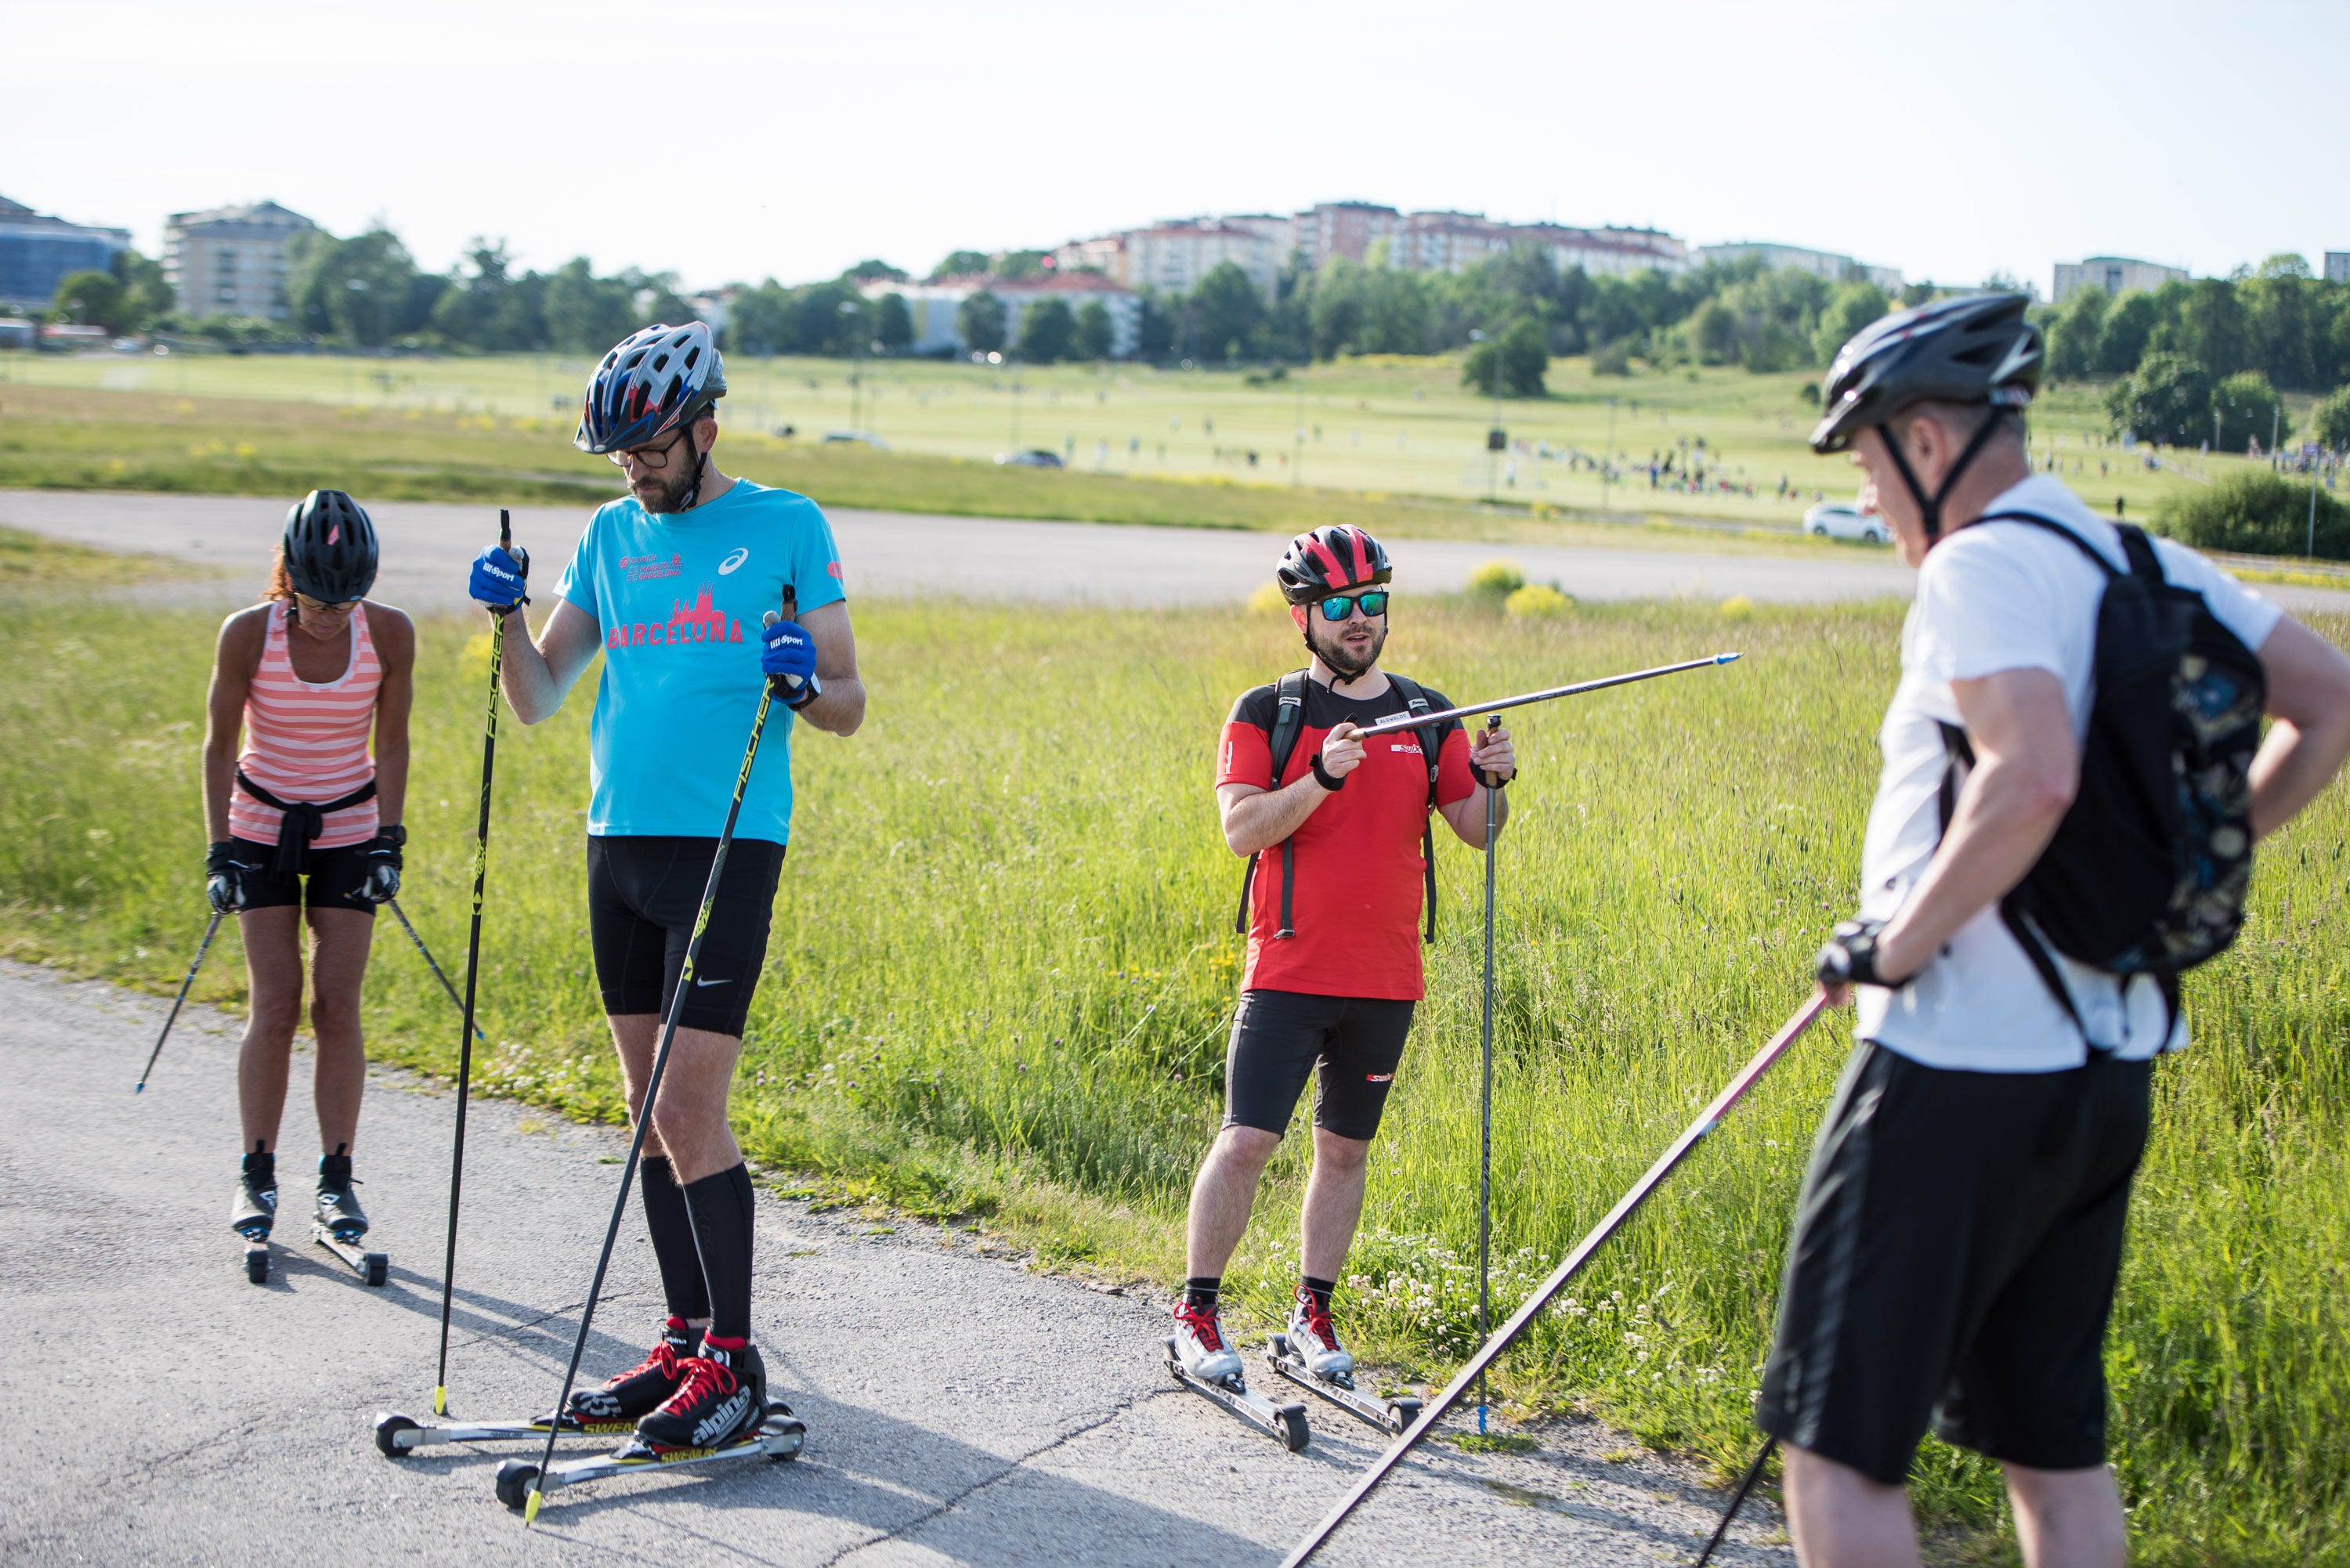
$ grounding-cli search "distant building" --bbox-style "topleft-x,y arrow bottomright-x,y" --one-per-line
865,272 -> 1140,359
1293,202 -> 1405,269
1050,233 -> 1128,283
0,194 -> 131,313
2050,255 -> 2189,304
1517,223 -> 1689,278
163,200 -> 316,320
1123,219 -> 1285,300
1697,241 -> 1900,292
2326,252 -> 2349,287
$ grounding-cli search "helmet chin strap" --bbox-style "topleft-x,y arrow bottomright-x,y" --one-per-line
676,426 -> 707,511
1878,410 -> 2011,547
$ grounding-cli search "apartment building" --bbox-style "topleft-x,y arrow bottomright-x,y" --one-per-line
0,194 -> 129,313
2050,255 -> 2189,304
1124,219 -> 1285,299
867,271 -> 1141,358
1696,241 -> 1901,292
162,200 -> 316,320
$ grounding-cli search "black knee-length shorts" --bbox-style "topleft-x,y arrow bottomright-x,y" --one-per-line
1222,988 -> 1415,1143
585,835 -> 786,1038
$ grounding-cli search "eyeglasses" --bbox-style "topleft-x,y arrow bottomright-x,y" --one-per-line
295,593 -> 359,613
608,428 -> 689,471
1317,590 -> 1389,622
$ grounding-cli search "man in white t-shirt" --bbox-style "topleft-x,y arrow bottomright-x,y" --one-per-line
1756,294 -> 2350,1568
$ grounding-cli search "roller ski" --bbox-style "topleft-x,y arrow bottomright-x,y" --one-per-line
230,1153 -> 277,1284
497,1340 -> 801,1514
1163,1300 -> 1308,1453
1267,1288 -> 1421,1435
310,1154 -> 387,1288
381,1316 -> 711,1454
375,1407 -> 638,1456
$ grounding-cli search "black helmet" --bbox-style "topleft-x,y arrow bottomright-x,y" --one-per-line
1810,293 -> 2041,454
1810,293 -> 2041,544
1276,526 -> 1392,605
282,490 -> 378,602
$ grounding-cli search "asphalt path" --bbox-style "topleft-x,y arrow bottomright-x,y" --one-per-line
0,959 -> 1792,1566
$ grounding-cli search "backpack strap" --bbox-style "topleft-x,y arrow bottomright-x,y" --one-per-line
1971,510 -> 2123,578
1385,674 -> 1446,945
1235,670 -> 1311,939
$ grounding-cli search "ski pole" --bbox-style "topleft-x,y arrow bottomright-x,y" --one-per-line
1280,991 -> 1832,1568
1476,715 -> 1499,1435
522,588 -> 796,1526
1354,652 -> 1740,739
132,909 -> 224,1093
1694,1434 -> 1777,1566
386,897 -> 486,1045
435,508 -> 519,1418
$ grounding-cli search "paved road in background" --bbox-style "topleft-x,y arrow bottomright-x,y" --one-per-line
0,960 -> 1791,1566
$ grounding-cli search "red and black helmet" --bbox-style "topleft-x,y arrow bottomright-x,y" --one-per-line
1276,526 -> 1391,605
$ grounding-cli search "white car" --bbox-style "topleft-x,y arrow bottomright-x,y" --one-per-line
1804,502 -> 1889,544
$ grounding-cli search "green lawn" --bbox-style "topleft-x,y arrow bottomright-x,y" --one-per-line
0,551 -> 2343,1562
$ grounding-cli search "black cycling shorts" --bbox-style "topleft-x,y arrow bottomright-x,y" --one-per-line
586,835 -> 787,1039
230,836 -> 376,916
1756,1041 -> 2153,1486
1223,988 -> 1415,1143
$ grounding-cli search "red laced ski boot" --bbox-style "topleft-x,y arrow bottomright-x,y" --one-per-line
635,1335 -> 767,1451
568,1318 -> 702,1422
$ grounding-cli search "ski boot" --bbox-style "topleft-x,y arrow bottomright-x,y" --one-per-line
1267,1285 -> 1421,1434
635,1337 -> 767,1452
1170,1297 -> 1242,1382
569,1318 -> 703,1422
1284,1286 -> 1354,1380
230,1151 -> 277,1284
312,1153 -> 387,1286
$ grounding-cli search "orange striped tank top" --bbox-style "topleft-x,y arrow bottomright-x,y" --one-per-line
230,599 -> 383,849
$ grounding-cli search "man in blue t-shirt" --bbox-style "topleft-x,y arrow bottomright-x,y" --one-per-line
468,322 -> 865,1454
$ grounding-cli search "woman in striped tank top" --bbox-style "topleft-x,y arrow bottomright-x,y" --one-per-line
201,491 -> 415,1252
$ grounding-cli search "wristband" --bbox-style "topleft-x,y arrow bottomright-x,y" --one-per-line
1475,766 -> 1512,789
782,674 -> 823,711
374,823 -> 407,849
1310,753 -> 1347,792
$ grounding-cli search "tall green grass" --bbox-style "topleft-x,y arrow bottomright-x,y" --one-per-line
0,584 -> 2343,1563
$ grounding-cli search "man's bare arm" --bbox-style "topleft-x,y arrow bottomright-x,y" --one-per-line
791,600 -> 864,737
2247,616 -> 2350,839
498,599 -> 605,725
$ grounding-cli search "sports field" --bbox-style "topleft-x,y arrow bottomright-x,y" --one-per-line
0,349 -> 2273,533
2,539 -> 2343,1563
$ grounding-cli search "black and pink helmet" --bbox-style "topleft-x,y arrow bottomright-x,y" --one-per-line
282,490 -> 378,602
1276,526 -> 1392,605
574,322 -> 728,454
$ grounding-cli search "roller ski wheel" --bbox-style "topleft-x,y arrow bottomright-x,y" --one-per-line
230,1158 -> 277,1284
1163,1336 -> 1310,1454
311,1158 -> 385,1285
311,1220 -> 388,1286
496,1401 -> 805,1512
1266,1332 -> 1422,1436
371,1407 -> 639,1458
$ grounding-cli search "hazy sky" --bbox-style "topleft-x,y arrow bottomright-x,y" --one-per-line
11,0 -> 2341,295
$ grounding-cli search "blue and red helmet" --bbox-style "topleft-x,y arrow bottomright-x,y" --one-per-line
1277,526 -> 1391,605
574,322 -> 728,454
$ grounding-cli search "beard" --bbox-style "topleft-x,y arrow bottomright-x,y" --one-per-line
634,441 -> 703,513
1305,616 -> 1386,683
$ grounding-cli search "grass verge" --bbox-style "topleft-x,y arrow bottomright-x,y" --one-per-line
0,583 -> 2343,1563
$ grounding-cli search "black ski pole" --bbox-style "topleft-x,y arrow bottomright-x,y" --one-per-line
132,909 -> 224,1093
1694,1435 -> 1777,1566
1279,991 -> 1831,1568
521,588 -> 796,1526
434,508 -> 521,1418
1355,652 -> 1739,738
1476,715 -> 1499,1435
386,897 -> 486,1044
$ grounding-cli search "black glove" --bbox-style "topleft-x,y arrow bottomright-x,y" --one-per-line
361,825 -> 405,905
206,841 -> 254,913
1815,916 -> 1901,988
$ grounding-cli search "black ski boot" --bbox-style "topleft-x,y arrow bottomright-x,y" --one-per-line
569,1318 -> 703,1422
230,1151 -> 277,1240
316,1153 -> 369,1241
635,1337 -> 765,1451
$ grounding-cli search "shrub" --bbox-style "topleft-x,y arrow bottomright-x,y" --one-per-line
2211,370 -> 2287,454
1590,338 -> 1635,377
2154,468 -> 2350,560
2109,352 -> 2211,446
1466,559 -> 1527,602
2310,387 -> 2350,453
1719,594 -> 1755,620
1247,582 -> 1289,614
1504,583 -> 1571,619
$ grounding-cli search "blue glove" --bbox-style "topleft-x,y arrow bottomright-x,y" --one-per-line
759,616 -> 821,709
468,545 -> 530,611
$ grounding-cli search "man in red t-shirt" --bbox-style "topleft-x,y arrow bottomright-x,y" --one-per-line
1171,525 -> 1517,1387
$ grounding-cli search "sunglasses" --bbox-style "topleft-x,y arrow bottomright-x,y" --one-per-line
295,594 -> 360,613
1316,590 -> 1389,622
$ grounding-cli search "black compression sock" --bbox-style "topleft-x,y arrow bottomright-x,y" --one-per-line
241,1151 -> 275,1183
1184,1277 -> 1221,1311
1301,1276 -> 1336,1313
318,1152 -> 352,1190
640,1157 -> 712,1322
683,1162 -> 756,1343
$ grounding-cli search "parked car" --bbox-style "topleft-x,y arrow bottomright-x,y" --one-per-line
822,430 -> 886,449
994,449 -> 1064,468
1803,501 -> 1889,544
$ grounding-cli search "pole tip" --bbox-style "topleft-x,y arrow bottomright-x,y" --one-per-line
522,1490 -> 542,1526
433,1386 -> 447,1416
133,1082 -> 144,1093
1716,652 -> 1742,663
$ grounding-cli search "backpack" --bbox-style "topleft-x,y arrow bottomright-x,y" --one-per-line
1234,670 -> 1446,944
1938,513 -> 2266,1033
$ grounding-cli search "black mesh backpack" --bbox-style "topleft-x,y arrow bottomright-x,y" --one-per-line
1941,513 -> 2265,1030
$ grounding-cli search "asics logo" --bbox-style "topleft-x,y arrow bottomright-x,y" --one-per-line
719,547 -> 750,575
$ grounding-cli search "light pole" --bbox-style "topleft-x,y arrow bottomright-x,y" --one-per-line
1603,396 -> 1618,512
1293,374 -> 1304,488
838,298 -> 863,435
1470,329 -> 1497,501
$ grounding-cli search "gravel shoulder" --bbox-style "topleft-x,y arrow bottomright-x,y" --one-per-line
0,958 -> 1791,1566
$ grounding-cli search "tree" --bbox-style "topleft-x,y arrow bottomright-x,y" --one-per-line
50,269 -> 127,332
958,291 -> 1005,354
992,249 -> 1049,280
1813,281 -> 1890,366
1691,300 -> 1740,364
876,292 -> 913,351
2108,352 -> 2211,446
110,248 -> 172,329
2240,255 -> 2316,390
725,279 -> 796,355
2095,291 -> 2160,375
844,258 -> 908,284
2211,370 -> 2287,453
2312,387 -> 2350,453
2045,286 -> 2110,381
1462,316 -> 1549,397
1073,299 -> 1115,360
284,225 -> 425,346
1016,298 -> 1076,363
930,250 -> 991,280
542,257 -> 640,354
1189,262 -> 1267,362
